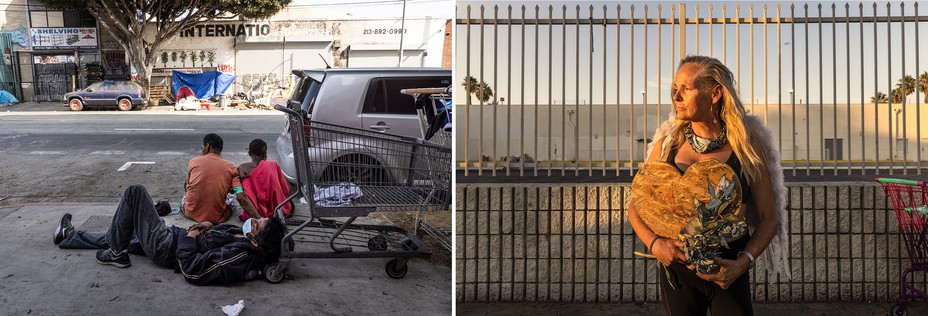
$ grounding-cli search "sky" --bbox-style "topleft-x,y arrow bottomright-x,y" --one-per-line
454,1 -> 928,107
290,0 -> 450,18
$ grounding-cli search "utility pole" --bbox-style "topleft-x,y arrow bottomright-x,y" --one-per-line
398,0 -> 407,67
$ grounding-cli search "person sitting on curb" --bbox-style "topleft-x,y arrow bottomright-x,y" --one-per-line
183,133 -> 260,222
53,184 -> 286,286
237,139 -> 292,220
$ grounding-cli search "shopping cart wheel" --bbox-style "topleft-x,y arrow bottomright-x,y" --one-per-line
368,234 -> 388,251
264,263 -> 286,284
385,259 -> 408,279
892,305 -> 907,316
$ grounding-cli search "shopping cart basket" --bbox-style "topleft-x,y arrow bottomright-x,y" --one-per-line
876,178 -> 928,316
400,87 -> 452,252
264,104 -> 451,283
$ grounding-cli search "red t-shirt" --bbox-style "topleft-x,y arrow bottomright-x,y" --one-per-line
239,160 -> 292,220
184,153 -> 241,222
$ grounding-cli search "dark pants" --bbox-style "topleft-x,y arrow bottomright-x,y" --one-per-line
58,185 -> 177,268
659,236 -> 754,316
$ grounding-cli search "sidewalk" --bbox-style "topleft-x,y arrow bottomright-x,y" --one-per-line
458,301 -> 928,315
0,101 -> 283,115
0,202 -> 451,315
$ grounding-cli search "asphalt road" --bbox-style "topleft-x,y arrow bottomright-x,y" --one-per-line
0,113 -> 286,206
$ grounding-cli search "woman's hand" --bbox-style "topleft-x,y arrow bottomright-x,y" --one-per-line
651,237 -> 687,266
696,256 -> 750,289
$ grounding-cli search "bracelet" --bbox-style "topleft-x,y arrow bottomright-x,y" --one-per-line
738,250 -> 755,262
648,236 -> 661,253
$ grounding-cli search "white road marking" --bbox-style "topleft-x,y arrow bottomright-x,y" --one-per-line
156,151 -> 187,155
117,161 -> 155,171
91,150 -> 126,155
28,151 -> 63,155
114,128 -> 194,131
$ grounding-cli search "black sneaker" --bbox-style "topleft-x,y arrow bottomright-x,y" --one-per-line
53,213 -> 73,245
96,249 -> 131,268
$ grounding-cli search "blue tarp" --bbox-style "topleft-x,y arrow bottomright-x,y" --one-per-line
0,87 -> 18,105
171,71 -> 235,99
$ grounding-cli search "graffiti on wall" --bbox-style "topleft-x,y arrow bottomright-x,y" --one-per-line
3,26 -> 31,49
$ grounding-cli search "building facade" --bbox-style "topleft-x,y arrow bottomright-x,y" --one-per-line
0,1 -> 452,102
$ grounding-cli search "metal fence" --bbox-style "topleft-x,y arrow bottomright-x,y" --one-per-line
455,1 -> 927,177
456,182 -> 927,303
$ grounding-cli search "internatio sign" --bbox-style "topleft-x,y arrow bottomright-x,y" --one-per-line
179,23 -> 272,38
31,27 -> 98,50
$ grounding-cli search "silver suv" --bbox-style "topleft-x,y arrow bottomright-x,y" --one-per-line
276,67 -> 451,185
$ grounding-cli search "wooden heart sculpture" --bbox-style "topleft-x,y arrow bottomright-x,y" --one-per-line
631,158 -> 743,239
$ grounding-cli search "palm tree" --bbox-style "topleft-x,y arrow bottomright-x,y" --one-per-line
919,71 -> 928,103
461,75 -> 494,104
897,75 -> 917,103
890,87 -> 905,104
871,91 -> 888,103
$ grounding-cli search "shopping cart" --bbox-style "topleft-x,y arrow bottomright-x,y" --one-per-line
265,104 -> 451,283
876,178 -> 928,316
401,87 -> 452,147
400,87 -> 452,252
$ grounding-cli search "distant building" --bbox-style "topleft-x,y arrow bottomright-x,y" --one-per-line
0,1 -> 452,102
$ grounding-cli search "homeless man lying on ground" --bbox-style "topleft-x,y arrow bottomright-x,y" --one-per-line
53,184 -> 286,285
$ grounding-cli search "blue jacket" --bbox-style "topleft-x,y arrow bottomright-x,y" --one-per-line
175,224 -> 261,286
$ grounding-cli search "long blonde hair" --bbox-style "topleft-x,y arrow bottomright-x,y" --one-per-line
668,55 -> 766,185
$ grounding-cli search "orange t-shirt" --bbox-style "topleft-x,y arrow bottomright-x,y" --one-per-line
183,153 -> 241,223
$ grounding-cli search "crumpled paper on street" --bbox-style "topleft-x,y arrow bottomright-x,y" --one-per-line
221,300 -> 245,316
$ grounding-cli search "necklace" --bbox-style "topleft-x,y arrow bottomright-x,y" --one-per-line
685,124 -> 728,154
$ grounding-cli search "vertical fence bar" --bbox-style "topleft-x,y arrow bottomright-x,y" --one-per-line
548,6 -> 553,177
479,6 -> 486,177
695,4 -> 700,54
846,4 -> 852,175
506,6 -> 512,177
886,2 -> 892,175
603,5 -> 609,176
464,6 -> 471,177
658,5 -> 663,137
520,5 -> 526,176
860,3 -> 865,175
750,4 -> 755,114
709,5 -> 714,58
916,2 -> 921,175
723,5 -> 727,64
534,6 -> 539,177
737,4 -> 742,99
629,4 -> 635,177
874,3 -> 880,175
818,3 -> 823,175
777,4 -> 783,169
764,4 -> 768,124
575,5 -> 580,177
900,2 -> 907,175
805,4 -> 810,176
792,4 -> 797,176
643,5 -> 649,167
831,4 -> 837,176
492,6 -> 498,177
589,5 -> 594,177
562,5 -> 566,177
617,4 -> 622,178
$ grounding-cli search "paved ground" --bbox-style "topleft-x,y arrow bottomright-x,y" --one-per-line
0,203 -> 451,315
458,301 -> 928,315
0,102 -> 452,315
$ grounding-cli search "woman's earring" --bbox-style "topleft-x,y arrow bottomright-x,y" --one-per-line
712,105 -> 718,124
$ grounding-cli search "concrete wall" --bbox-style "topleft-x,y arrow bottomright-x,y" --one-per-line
456,182 -> 924,303
456,103 -> 928,165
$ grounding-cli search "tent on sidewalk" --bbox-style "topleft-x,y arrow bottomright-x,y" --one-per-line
171,71 -> 235,99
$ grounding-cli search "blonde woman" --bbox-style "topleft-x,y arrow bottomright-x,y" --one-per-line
628,55 -> 789,315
